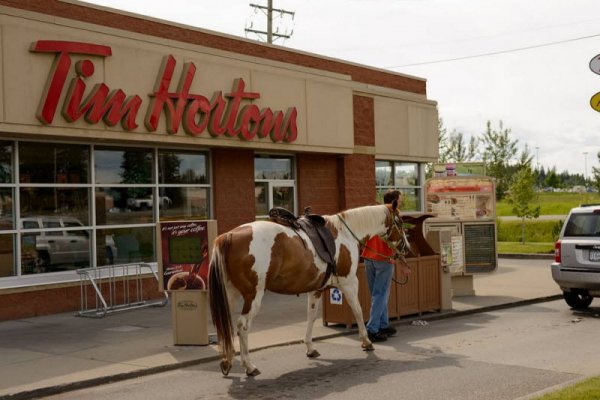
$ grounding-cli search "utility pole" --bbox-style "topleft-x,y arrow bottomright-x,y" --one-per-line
245,1 -> 294,44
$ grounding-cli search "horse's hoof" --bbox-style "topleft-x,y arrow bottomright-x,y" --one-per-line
220,360 -> 232,376
362,343 -> 375,352
246,367 -> 261,377
306,349 -> 321,358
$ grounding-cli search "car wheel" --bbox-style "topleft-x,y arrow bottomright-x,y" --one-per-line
563,290 -> 593,309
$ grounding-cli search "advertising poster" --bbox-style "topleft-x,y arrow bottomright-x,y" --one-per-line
426,177 -> 495,220
159,221 -> 209,291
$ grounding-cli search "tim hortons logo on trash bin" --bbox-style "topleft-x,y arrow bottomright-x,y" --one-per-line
30,40 -> 298,142
177,300 -> 198,310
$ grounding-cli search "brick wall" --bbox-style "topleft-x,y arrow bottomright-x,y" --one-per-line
338,154 -> 377,209
0,0 -> 426,95
297,153 -> 340,215
338,93 -> 377,209
0,279 -> 163,321
353,95 -> 375,147
212,148 -> 256,234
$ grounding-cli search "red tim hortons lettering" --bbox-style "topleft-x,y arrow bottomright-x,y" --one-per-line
31,40 -> 298,143
31,40 -> 142,129
144,55 -> 196,134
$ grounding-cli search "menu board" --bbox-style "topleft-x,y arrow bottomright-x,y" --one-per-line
426,177 -> 495,220
158,221 -> 209,291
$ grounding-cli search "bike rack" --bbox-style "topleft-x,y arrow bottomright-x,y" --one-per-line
76,263 -> 168,318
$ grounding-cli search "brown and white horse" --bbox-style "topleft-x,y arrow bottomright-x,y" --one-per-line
208,202 -> 402,376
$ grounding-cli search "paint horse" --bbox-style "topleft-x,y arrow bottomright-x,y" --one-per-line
208,202 -> 403,376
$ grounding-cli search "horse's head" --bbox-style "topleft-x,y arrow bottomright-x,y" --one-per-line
382,199 -> 409,258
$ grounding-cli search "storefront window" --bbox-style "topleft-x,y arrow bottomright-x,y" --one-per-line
20,227 -> 91,274
0,142 -> 211,276
0,188 -> 13,230
254,155 -> 295,218
158,150 -> 210,221
159,187 -> 209,220
376,161 -> 422,211
96,227 -> 154,266
95,187 -> 154,225
0,234 -> 14,277
19,142 -> 89,184
159,151 -> 207,184
20,187 -> 89,225
95,148 -> 152,184
0,141 -> 13,183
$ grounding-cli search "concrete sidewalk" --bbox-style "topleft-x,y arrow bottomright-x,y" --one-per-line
0,257 -> 561,399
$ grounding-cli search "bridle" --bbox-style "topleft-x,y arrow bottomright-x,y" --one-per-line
337,206 -> 411,262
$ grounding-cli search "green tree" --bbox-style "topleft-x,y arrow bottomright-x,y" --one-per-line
545,169 -> 560,188
437,118 -> 449,163
446,131 -> 478,162
481,120 -> 518,200
593,151 -> 600,192
507,164 -> 540,244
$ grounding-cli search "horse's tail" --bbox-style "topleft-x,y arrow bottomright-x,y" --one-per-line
208,234 -> 235,364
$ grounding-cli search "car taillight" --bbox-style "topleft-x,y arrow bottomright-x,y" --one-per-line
554,240 -> 561,263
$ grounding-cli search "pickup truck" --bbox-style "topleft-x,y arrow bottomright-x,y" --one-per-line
127,195 -> 171,210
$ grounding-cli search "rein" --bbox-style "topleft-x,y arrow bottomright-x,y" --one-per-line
336,210 -> 410,263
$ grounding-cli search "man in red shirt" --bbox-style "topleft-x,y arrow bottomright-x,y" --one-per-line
362,190 -> 411,342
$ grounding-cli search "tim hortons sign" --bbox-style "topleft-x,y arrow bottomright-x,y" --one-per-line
30,40 -> 298,142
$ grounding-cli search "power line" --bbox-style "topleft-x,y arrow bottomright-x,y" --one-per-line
386,32 -> 600,69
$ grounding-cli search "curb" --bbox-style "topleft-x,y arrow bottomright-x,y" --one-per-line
499,253 -> 554,260
0,294 -> 563,400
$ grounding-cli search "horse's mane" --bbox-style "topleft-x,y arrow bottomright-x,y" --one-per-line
326,204 -> 388,237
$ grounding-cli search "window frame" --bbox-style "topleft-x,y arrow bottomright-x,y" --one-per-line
375,160 -> 424,212
254,154 -> 296,219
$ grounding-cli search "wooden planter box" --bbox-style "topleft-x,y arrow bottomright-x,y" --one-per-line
322,255 -> 441,327
322,214 -> 442,327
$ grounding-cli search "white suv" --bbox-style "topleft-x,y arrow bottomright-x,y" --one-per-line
21,216 -> 90,269
551,204 -> 600,309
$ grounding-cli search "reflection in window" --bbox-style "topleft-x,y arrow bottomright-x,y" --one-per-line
159,151 -> 207,184
19,142 -> 88,184
375,161 -> 422,212
254,155 -> 295,217
95,187 -> 153,225
19,188 -> 89,225
20,228 -> 90,274
0,141 -> 12,183
159,187 -> 209,220
375,161 -> 392,186
96,227 -> 154,266
0,141 -> 211,275
255,157 -> 292,179
0,234 -> 14,277
255,182 -> 268,216
273,186 -> 294,210
0,188 -> 13,230
95,148 -> 153,184
395,163 -> 418,186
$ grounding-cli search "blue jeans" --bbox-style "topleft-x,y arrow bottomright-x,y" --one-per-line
364,258 -> 394,334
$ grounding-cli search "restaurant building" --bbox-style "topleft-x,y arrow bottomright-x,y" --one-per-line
0,0 -> 438,320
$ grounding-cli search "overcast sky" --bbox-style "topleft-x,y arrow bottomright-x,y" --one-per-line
82,0 -> 600,177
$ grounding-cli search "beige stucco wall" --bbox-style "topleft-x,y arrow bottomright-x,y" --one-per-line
0,6 -> 437,159
373,95 -> 439,162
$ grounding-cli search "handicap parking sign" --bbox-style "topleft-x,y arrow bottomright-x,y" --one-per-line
330,288 -> 343,305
